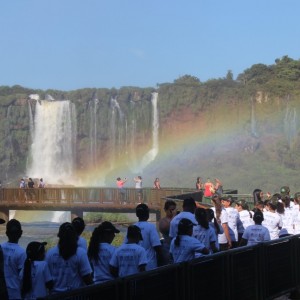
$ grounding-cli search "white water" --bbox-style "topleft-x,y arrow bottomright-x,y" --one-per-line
89,98 -> 98,166
140,92 -> 159,171
28,101 -> 35,142
27,100 -> 76,184
284,106 -> 297,149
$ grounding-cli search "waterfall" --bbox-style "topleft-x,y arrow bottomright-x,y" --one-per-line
27,100 -> 77,184
140,92 -> 159,170
28,101 -> 35,142
89,98 -> 98,166
284,107 -> 297,149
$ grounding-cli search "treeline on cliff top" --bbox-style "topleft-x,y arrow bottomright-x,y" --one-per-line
1,55 -> 300,113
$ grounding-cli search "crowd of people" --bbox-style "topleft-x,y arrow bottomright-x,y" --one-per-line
1,181 -> 300,299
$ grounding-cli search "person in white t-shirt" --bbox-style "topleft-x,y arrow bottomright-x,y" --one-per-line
169,198 -> 197,239
262,198 -> 283,240
1,219 -> 26,300
221,195 -> 242,248
110,225 -> 147,277
46,222 -> 93,293
279,196 -> 297,234
211,195 -> 232,250
87,221 -> 120,284
240,211 -> 270,246
20,241 -> 53,299
235,199 -> 254,242
170,218 -> 209,263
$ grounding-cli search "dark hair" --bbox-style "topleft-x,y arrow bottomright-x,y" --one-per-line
211,195 -> 222,223
253,189 -> 262,205
72,217 -> 85,236
22,242 -> 46,296
164,200 -> 176,210
206,208 -> 221,234
175,219 -> 194,247
281,195 -> 291,209
195,208 -> 209,229
58,222 -> 78,260
136,203 -> 149,220
253,211 -> 264,224
88,222 -> 117,263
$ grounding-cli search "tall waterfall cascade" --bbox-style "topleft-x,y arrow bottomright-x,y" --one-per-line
27,100 -> 77,184
140,92 -> 159,171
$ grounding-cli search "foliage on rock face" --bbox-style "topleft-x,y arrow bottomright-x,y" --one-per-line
0,56 -> 300,191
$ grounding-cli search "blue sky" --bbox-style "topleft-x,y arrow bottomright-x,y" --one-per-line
0,0 -> 299,91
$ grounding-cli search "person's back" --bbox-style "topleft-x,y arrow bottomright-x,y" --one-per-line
46,222 -> 92,293
1,219 -> 26,300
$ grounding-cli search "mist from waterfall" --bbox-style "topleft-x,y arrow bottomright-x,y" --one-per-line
140,92 -> 159,171
27,100 -> 77,184
28,101 -> 35,142
251,99 -> 258,137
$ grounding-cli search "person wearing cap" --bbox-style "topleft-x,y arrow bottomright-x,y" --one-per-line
72,217 -> 87,251
193,208 -> 218,254
240,211 -> 270,246
235,199 -> 254,242
211,195 -> 232,250
46,222 -> 93,292
221,195 -> 242,248
262,197 -> 283,240
131,204 -> 163,270
1,219 -> 26,300
170,218 -> 209,263
109,225 -> 147,277
169,197 -> 197,239
20,241 -> 53,299
87,221 -> 120,284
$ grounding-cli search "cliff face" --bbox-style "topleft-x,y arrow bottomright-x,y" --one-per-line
0,85 -> 300,194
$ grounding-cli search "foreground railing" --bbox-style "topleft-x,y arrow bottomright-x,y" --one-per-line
44,235 -> 300,300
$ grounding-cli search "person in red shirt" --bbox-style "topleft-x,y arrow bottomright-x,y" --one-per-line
116,177 -> 127,204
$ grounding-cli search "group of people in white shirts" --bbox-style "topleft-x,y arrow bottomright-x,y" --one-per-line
1,186 -> 299,299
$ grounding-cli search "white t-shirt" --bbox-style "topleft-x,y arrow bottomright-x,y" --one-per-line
238,210 -> 254,233
280,207 -> 297,234
170,235 -> 206,263
169,212 -> 197,238
90,243 -> 116,284
109,243 -> 147,277
225,207 -> 241,242
208,222 -> 223,250
1,242 -> 26,300
262,211 -> 283,240
242,224 -> 271,246
20,260 -> 52,299
293,210 -> 300,234
46,245 -> 92,293
193,225 -> 216,253
212,207 -> 229,244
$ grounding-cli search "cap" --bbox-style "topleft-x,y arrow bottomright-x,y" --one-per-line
0,218 -> 5,225
6,219 -> 22,233
100,221 -> 120,233
127,225 -> 143,240
26,241 -> 47,256
280,186 -> 290,195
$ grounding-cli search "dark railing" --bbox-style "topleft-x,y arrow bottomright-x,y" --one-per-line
44,235 -> 300,300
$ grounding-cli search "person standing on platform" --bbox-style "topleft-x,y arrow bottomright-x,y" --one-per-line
204,178 -> 215,199
110,225 -> 147,277
38,178 -> 45,188
1,219 -> 26,300
153,178 -> 161,189
196,177 -> 203,191
116,177 -> 127,204
134,176 -> 143,203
